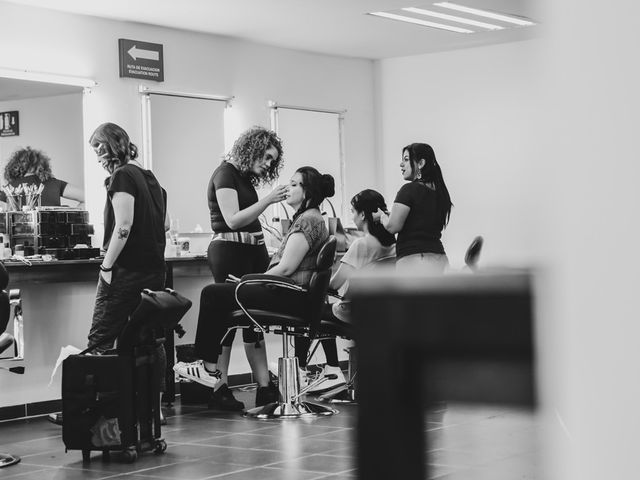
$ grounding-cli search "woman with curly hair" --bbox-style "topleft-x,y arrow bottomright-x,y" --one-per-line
175,127 -> 287,411
0,147 -> 84,207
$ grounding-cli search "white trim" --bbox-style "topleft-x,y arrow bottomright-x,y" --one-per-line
268,100 -> 346,117
138,85 -> 233,105
0,67 -> 96,88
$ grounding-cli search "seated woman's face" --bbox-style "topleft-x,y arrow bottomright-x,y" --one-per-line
286,173 -> 305,208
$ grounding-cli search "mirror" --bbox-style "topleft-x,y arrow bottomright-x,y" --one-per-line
0,289 -> 23,362
0,70 -> 91,367
0,75 -> 86,208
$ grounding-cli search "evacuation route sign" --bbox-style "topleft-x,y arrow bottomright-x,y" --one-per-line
118,38 -> 164,82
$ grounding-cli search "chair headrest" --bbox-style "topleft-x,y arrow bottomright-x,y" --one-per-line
464,236 -> 484,269
316,236 -> 337,270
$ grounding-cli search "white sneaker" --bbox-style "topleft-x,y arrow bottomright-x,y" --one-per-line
306,365 -> 347,394
173,360 -> 221,388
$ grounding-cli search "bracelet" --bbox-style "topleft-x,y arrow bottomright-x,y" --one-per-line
99,264 -> 113,272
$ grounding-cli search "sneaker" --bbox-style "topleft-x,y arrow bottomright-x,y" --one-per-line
255,381 -> 279,407
208,383 -> 245,411
306,365 -> 347,394
173,360 -> 221,388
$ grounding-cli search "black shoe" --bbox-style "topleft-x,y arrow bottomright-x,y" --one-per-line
255,382 -> 279,407
208,383 -> 245,411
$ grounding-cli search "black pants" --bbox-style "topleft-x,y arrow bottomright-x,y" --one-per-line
88,266 -> 166,390
207,240 -> 270,346
194,282 -> 309,363
295,302 -> 340,367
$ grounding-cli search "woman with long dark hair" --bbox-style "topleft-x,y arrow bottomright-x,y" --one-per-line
376,143 -> 452,273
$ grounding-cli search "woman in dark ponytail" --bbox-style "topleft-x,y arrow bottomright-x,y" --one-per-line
296,188 -> 397,395
375,143 -> 452,273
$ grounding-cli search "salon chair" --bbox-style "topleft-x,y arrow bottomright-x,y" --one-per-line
228,236 -> 338,419
0,262 -> 24,469
315,238 -> 484,405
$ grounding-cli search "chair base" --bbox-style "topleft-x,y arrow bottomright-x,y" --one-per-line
316,384 -> 357,405
244,400 -> 337,419
244,355 -> 337,419
0,452 -> 20,468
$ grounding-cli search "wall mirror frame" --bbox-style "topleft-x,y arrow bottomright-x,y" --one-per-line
0,67 -> 96,366
268,101 -> 347,222
0,67 -> 96,208
139,85 -> 233,241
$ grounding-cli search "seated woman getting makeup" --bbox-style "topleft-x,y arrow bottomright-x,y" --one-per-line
296,189 -> 396,394
174,166 -> 335,408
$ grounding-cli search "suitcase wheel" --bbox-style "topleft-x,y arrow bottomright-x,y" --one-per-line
122,447 -> 137,463
154,438 -> 167,454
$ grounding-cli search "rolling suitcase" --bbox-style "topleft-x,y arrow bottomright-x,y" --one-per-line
62,288 -> 192,462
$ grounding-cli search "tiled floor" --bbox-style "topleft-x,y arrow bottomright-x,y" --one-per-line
0,386 -> 538,479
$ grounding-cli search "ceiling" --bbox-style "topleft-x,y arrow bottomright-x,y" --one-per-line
3,0 -> 540,60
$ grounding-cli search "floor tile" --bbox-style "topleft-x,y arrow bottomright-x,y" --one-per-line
0,393 -> 538,480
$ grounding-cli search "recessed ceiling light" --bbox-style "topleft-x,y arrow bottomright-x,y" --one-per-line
402,7 -> 504,30
368,11 -> 474,34
433,2 -> 536,26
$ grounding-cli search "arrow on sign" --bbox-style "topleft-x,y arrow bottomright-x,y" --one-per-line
127,45 -> 159,61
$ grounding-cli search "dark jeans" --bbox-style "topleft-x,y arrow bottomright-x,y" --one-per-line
207,240 -> 270,346
194,282 -> 309,363
88,266 -> 166,389
294,303 -> 340,367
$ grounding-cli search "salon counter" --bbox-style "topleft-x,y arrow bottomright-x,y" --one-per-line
3,255 -> 210,283
0,255 -> 213,417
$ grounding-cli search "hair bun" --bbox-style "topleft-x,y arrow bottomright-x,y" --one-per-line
321,174 -> 335,198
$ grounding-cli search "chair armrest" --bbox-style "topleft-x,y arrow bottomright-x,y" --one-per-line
240,273 -> 295,285
233,275 -> 306,335
238,274 -> 306,293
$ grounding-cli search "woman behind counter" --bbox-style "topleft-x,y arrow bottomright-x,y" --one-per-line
0,147 -> 84,208
177,127 -> 288,411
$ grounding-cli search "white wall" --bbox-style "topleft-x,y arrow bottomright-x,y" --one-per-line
376,40 -> 543,270
0,93 -> 84,196
377,3 -> 640,477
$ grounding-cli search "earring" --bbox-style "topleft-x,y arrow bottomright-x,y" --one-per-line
416,170 -> 422,180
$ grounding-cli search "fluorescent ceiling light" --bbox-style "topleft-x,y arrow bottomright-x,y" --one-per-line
403,7 -> 503,30
434,2 -> 535,26
369,11 -> 473,33
0,67 -> 97,88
